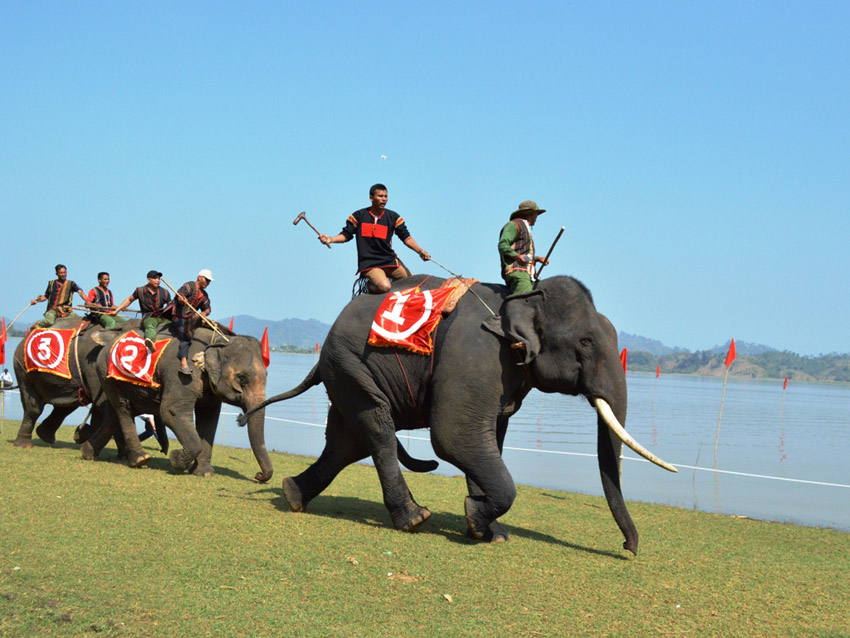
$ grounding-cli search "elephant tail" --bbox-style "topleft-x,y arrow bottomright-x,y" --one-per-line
236,363 -> 322,427
396,438 -> 439,472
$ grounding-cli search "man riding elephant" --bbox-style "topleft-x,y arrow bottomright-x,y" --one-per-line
318,183 -> 431,294
172,269 -> 214,376
31,264 -> 88,328
84,271 -> 125,329
110,270 -> 171,352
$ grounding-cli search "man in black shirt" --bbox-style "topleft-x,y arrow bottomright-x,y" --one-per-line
319,184 -> 430,293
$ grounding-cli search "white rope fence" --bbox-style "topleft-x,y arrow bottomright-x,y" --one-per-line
3,390 -> 844,491
223,410 -> 850,491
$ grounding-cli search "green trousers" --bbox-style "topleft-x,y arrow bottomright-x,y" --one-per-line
97,314 -> 126,329
142,317 -> 170,341
37,310 -> 78,328
503,271 -> 534,295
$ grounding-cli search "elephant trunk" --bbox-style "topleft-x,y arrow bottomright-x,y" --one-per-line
245,404 -> 273,483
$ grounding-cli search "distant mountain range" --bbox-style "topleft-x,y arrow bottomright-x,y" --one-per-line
4,314 -> 847,382
223,315 -> 330,351
617,332 -> 776,357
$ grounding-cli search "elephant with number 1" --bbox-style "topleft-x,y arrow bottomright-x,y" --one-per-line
242,275 -> 676,554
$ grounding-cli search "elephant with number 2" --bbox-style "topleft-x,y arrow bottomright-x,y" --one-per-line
242,275 -> 676,554
82,320 -> 273,481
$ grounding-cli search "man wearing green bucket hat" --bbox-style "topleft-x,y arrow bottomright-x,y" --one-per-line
498,200 -> 549,295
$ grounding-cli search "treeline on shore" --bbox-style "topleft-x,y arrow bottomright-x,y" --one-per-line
628,349 -> 850,383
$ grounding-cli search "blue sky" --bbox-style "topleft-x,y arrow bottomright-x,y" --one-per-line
2,1 -> 848,355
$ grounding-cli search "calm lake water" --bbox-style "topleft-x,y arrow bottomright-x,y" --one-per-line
3,341 -> 848,532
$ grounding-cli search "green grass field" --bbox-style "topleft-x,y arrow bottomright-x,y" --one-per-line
1,423 -> 848,637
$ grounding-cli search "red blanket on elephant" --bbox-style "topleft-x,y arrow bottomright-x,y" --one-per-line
24,328 -> 77,379
107,332 -> 171,388
368,285 -> 455,355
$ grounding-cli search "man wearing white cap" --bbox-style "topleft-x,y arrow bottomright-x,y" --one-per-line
173,269 -> 214,375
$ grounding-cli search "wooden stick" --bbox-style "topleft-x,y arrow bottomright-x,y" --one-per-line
160,278 -> 230,343
70,306 -> 137,318
534,226 -> 565,280
713,365 -> 731,467
6,301 -> 35,332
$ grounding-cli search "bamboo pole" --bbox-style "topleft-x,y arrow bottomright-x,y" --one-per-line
713,365 -> 731,467
6,301 -> 35,332
160,278 -> 229,343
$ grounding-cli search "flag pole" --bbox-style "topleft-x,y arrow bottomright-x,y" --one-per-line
714,365 -> 730,462
714,339 -> 736,467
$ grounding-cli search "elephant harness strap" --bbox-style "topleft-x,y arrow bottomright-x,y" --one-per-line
392,348 -> 432,428
71,325 -> 92,406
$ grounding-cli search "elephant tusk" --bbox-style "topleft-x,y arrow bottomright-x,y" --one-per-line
595,398 -> 678,473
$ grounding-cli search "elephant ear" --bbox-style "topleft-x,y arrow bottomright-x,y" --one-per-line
203,344 -> 224,388
90,329 -> 122,347
482,289 -> 544,365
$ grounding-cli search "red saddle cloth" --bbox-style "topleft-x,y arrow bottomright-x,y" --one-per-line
24,328 -> 77,379
107,332 -> 171,388
368,285 -> 456,355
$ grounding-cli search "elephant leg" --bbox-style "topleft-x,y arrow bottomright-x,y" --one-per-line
433,420 -> 516,542
79,402 -> 116,459
191,402 -> 220,477
357,401 -> 431,532
163,409 -> 202,474
35,405 -> 76,445
459,415 -> 513,542
13,389 -> 45,448
283,406 -> 369,512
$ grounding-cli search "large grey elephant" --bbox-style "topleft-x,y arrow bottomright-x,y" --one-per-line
82,320 -> 273,481
11,317 -> 115,449
241,275 -> 676,554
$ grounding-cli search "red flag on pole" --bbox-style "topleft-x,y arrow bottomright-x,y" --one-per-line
620,348 -> 627,374
656,364 -> 660,379
724,339 -> 736,367
228,317 -> 234,331
260,327 -> 270,368
315,341 -> 319,353
783,376 -> 788,390
0,317 -> 6,365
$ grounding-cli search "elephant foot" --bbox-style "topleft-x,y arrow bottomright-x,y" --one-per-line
192,462 -> 215,478
391,504 -> 432,533
35,423 -> 56,445
465,520 -> 510,543
80,441 -> 98,461
282,477 -> 306,512
13,437 -> 33,449
170,450 -> 189,473
128,452 -> 151,468
464,496 -> 509,542
73,425 -> 84,444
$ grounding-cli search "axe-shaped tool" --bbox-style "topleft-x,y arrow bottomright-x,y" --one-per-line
293,211 -> 330,249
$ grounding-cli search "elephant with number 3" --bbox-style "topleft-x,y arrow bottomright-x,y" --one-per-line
241,275 -> 676,554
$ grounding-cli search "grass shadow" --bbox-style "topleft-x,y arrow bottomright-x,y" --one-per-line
266,494 -> 626,558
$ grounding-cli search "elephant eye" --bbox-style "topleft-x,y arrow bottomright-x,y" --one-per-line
580,337 -> 593,348
236,373 -> 250,387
